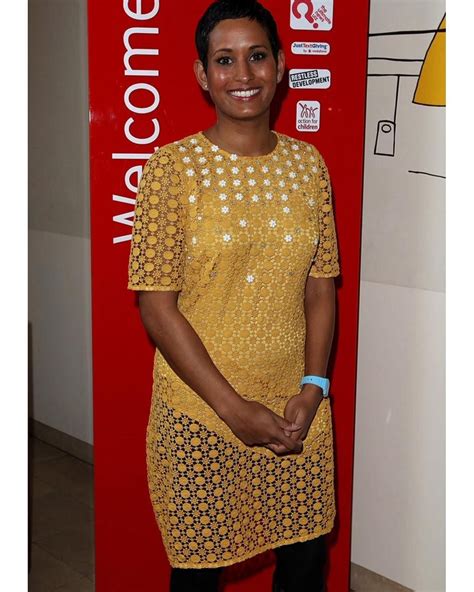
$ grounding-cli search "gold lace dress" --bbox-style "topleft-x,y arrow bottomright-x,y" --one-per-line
128,131 -> 340,569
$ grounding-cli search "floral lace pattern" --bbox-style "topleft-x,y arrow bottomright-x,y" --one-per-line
128,132 -> 340,568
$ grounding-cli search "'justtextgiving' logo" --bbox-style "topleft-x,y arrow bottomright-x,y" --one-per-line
291,41 -> 331,55
296,101 -> 321,132
290,0 -> 334,31
289,69 -> 331,90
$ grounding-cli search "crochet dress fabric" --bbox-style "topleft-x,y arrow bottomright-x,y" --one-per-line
128,131 -> 340,569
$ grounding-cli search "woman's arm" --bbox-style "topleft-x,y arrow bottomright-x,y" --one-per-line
139,290 -> 303,453
276,276 -> 336,452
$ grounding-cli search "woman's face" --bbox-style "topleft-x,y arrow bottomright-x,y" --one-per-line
195,18 -> 285,123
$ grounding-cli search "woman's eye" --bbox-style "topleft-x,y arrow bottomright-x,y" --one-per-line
217,56 -> 232,65
250,52 -> 267,61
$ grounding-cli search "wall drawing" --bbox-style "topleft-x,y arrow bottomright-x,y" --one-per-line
369,14 -> 446,180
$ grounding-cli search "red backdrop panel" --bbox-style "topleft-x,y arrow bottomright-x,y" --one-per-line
88,1 -> 369,590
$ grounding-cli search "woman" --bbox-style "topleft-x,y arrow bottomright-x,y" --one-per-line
128,1 -> 340,590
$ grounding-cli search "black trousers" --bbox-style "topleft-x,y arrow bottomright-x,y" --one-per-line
169,535 -> 327,592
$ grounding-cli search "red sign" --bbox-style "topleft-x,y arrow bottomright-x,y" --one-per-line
88,1 -> 369,590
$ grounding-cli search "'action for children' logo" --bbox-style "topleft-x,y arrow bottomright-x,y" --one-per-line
296,101 -> 320,132
290,0 -> 334,31
289,69 -> 331,90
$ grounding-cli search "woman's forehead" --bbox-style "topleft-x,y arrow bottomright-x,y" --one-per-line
208,18 -> 270,50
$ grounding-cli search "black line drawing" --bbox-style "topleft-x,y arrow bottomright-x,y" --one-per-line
369,14 -> 446,163
408,170 -> 446,179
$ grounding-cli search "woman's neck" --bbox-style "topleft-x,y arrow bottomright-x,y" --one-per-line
203,117 -> 276,157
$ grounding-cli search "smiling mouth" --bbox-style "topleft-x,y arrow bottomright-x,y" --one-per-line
228,88 -> 261,99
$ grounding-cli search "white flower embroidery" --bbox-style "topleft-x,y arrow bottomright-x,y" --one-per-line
294,153 -> 302,161
216,167 -> 224,175
292,184 -> 299,190
215,154 -> 223,161
182,156 -> 191,164
283,206 -> 291,213
219,180 -> 227,187
192,236 -> 198,245
283,149 -> 289,156
201,168 -> 209,175
248,179 -> 256,186
186,169 -> 195,177
239,219 -> 248,227
292,144 -> 299,151
231,167 -> 239,175
230,154 -> 238,161
276,168 -> 282,175
219,193 -> 227,201
286,160 -> 292,167
246,166 -> 255,173
262,165 -> 269,173
190,138 -> 198,145
251,194 -> 259,202
233,179 -> 241,187
281,194 -> 289,201
285,234 -> 293,242
279,180 -> 286,188
203,179 -> 211,187
223,234 -> 232,242
235,193 -> 244,200
263,179 -> 271,186
188,195 -> 196,204
272,154 -> 279,161
246,274 -> 255,283
195,146 -> 203,153
303,175 -> 310,182
198,156 -> 207,164
312,166 -> 318,173
211,144 -> 219,152
221,205 -> 230,214
289,171 -> 297,179
179,146 -> 186,152
269,219 -> 277,228
308,198 -> 315,207
265,192 -> 273,200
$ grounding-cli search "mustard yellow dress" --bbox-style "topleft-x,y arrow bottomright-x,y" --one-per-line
128,131 -> 340,569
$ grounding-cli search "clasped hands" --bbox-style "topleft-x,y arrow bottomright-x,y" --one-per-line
224,386 -> 324,456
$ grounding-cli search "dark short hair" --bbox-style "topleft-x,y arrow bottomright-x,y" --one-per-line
195,0 -> 281,72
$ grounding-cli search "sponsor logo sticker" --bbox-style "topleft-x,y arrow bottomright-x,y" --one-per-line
296,100 -> 320,132
291,41 -> 331,55
289,69 -> 331,90
290,0 -> 334,31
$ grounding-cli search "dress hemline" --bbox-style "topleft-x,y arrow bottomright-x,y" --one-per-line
166,520 -> 335,570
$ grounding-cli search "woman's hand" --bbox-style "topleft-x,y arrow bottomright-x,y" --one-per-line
269,387 -> 324,455
221,398 -> 304,455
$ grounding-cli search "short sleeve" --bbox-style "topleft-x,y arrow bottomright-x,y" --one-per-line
127,147 -> 187,291
308,150 -> 340,279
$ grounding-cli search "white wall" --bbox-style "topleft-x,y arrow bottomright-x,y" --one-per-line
352,1 -> 445,590
28,0 -> 93,444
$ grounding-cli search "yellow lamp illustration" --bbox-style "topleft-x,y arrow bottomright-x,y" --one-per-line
413,15 -> 446,106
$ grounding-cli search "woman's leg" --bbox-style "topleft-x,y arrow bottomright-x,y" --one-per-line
169,566 -> 223,592
273,535 -> 327,592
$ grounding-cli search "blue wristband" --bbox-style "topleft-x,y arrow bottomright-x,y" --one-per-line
300,375 -> 330,397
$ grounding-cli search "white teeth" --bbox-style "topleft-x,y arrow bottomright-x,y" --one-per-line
230,89 -> 260,98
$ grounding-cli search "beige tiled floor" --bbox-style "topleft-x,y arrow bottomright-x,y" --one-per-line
28,436 -> 95,592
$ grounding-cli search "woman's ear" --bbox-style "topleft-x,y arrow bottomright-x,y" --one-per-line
194,60 -> 209,91
276,49 -> 286,84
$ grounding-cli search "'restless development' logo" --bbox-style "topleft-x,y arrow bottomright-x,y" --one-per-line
289,69 -> 331,89
296,101 -> 321,132
290,0 -> 334,31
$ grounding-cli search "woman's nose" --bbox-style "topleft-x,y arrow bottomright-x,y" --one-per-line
234,59 -> 253,83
